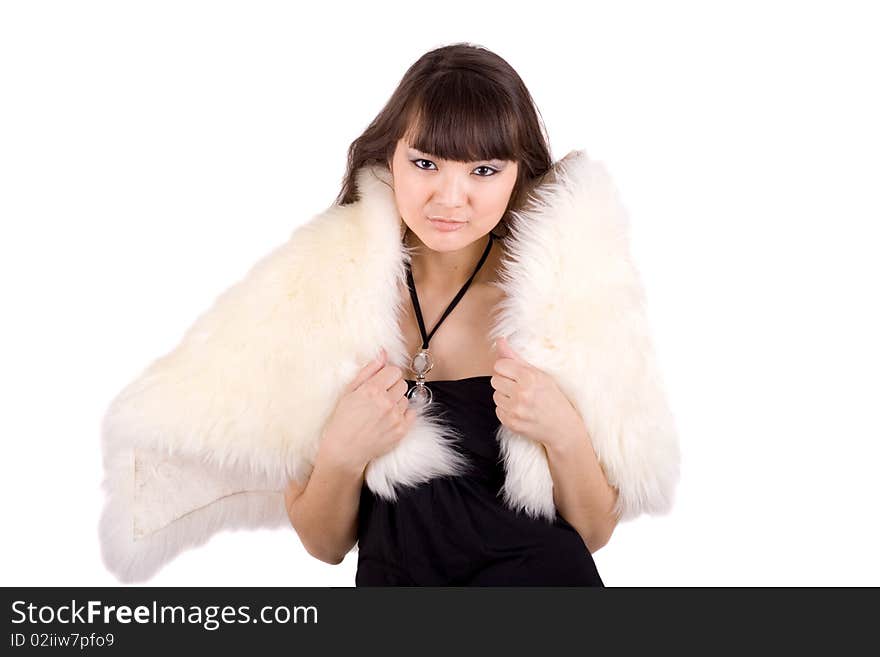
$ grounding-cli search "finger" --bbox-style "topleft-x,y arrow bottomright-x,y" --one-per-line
490,373 -> 515,397
348,347 -> 387,393
493,357 -> 521,383
387,377 -> 409,402
374,361 -> 406,393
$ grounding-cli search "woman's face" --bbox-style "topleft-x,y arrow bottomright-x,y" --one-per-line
389,138 -> 518,251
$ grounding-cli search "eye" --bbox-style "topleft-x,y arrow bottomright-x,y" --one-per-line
410,159 -> 499,177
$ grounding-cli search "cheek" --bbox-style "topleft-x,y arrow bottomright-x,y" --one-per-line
394,174 -> 428,214
473,187 -> 514,221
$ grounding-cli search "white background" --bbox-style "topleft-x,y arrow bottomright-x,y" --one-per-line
2,0 -> 877,586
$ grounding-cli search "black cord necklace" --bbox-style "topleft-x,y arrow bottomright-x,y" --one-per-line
405,232 -> 495,406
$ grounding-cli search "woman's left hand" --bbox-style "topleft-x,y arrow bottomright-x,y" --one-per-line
490,336 -> 587,450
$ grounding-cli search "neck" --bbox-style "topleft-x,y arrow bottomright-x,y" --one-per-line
404,230 -> 495,293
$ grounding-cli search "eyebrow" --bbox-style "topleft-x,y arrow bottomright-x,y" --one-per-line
408,148 -> 506,166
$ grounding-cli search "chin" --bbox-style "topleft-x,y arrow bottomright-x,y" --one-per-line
428,233 -> 477,250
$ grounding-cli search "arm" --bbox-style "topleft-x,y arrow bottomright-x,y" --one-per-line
284,439 -> 365,565
543,421 -> 620,553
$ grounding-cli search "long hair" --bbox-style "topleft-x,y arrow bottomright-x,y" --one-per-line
334,42 -> 554,239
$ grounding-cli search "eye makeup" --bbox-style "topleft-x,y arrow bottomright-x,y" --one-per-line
410,158 -> 500,176
407,149 -> 507,169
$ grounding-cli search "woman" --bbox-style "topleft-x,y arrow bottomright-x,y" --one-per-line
284,43 -> 616,585
99,41 -> 678,586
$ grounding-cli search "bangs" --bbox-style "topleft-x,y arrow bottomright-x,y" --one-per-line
401,74 -> 520,163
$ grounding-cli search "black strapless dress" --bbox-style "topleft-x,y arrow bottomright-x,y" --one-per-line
355,376 -> 604,586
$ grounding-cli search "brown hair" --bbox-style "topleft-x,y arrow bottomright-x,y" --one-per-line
334,42 -> 554,239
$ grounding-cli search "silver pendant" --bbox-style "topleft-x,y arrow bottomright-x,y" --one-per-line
406,347 -> 434,405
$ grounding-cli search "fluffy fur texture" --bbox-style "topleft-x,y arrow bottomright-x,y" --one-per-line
98,150 -> 680,582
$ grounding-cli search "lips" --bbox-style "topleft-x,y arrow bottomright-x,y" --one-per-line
429,217 -> 466,223
428,217 -> 467,232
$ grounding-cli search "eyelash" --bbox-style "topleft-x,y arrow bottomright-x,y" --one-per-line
410,158 -> 499,177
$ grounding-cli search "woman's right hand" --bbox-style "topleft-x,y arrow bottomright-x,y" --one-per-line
319,348 -> 417,474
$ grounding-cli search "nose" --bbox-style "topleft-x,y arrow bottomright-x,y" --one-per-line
432,170 -> 468,211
